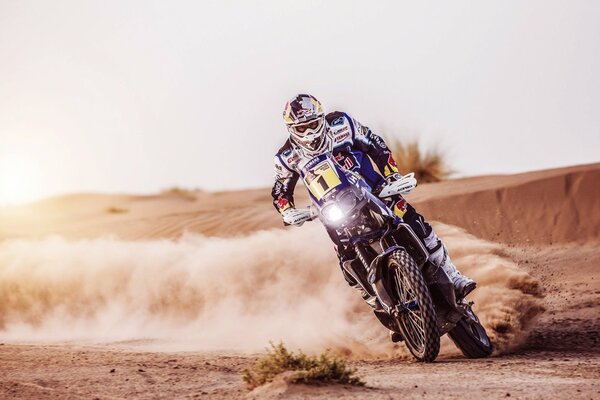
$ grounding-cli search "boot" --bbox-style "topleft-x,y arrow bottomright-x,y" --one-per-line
429,244 -> 476,299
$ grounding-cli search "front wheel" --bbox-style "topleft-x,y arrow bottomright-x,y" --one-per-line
448,307 -> 493,358
388,249 -> 440,362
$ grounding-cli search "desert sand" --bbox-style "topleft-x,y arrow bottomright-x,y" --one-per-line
0,163 -> 598,399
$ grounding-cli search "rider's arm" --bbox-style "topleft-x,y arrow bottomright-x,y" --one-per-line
349,115 -> 400,180
271,154 -> 300,214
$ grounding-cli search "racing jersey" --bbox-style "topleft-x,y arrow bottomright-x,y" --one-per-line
271,111 -> 399,213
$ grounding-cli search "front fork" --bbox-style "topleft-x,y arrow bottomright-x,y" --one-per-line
345,243 -> 422,336
348,243 -> 402,313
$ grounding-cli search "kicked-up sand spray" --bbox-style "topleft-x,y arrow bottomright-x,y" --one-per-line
0,223 -> 543,357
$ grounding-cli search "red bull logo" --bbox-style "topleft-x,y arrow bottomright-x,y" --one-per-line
394,198 -> 407,217
277,198 -> 292,211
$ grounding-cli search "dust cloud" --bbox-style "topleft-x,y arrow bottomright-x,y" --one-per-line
0,223 -> 543,357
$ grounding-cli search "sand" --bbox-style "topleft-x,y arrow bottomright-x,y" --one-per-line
0,162 -> 598,399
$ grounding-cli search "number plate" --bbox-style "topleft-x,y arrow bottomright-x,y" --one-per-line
303,160 -> 342,200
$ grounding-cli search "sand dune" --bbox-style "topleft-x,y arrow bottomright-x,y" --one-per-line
1,163 -> 598,244
411,163 -> 600,245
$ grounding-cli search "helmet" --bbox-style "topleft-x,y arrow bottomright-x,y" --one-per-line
283,94 -> 329,154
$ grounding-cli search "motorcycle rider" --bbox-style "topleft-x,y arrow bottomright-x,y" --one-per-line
271,94 -> 476,302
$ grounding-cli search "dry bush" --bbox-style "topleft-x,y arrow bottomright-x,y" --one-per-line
105,206 -> 129,214
161,187 -> 198,201
387,138 -> 453,183
242,343 -> 364,390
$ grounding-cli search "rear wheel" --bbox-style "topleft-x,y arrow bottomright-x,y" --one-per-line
448,307 -> 493,358
388,249 -> 440,362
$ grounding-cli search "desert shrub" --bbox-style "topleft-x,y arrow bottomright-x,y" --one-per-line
161,187 -> 198,201
106,206 -> 128,214
387,138 -> 452,183
242,343 -> 364,390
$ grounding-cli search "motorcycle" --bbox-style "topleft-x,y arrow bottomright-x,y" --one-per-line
296,152 -> 493,362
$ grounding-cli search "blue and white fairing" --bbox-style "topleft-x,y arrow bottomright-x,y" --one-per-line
299,152 -> 395,226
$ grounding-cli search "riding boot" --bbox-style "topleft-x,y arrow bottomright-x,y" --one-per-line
429,243 -> 476,299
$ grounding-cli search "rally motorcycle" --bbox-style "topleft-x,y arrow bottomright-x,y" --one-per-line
298,152 -> 493,362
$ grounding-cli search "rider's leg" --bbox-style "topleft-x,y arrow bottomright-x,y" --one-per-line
397,200 -> 476,299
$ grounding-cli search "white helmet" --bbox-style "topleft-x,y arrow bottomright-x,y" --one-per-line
283,94 -> 329,155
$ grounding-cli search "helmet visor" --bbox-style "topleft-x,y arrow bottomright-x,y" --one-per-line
289,117 -> 323,137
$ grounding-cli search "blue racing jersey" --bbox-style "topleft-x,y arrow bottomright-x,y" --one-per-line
272,111 -> 399,213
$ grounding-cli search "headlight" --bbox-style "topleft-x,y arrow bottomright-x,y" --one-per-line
321,189 -> 361,223
322,204 -> 344,222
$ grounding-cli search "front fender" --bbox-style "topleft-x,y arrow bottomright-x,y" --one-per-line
367,245 -> 403,312
393,223 -> 429,267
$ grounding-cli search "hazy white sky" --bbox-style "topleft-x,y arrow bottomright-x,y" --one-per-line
1,0 -> 599,204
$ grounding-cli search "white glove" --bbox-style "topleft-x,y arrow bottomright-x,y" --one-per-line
282,207 -> 313,227
378,172 -> 418,198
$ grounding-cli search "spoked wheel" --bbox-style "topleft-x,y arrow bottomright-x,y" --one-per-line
388,249 -> 440,362
448,306 -> 493,358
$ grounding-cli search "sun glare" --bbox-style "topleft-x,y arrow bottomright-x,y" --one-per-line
0,153 -> 44,206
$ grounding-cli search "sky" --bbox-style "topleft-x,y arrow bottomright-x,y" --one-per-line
0,0 -> 599,205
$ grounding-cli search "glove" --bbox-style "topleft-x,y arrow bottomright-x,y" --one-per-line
282,207 -> 313,227
378,172 -> 418,198
385,173 -> 402,184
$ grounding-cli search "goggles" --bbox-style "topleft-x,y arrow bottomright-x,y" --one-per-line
290,117 -> 323,137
